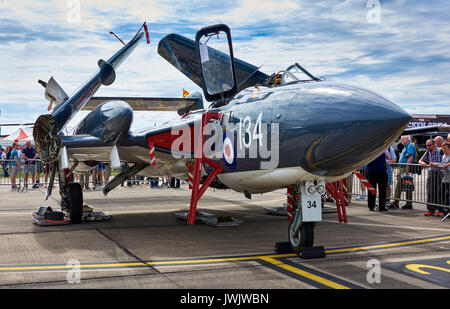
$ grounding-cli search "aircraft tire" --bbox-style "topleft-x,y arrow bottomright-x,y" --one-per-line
69,183 -> 83,224
288,221 -> 314,255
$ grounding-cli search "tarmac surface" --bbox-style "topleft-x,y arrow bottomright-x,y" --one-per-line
0,183 -> 449,289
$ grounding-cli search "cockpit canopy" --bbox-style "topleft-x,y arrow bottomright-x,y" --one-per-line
282,63 -> 321,84
267,63 -> 322,87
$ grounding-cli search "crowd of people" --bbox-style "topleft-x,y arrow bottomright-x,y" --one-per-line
0,141 -> 54,190
361,133 -> 450,217
0,143 -> 182,191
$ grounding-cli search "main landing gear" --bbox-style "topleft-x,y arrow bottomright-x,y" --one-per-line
58,168 -> 83,224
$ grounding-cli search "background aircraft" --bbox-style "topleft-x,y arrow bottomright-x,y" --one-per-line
33,24 -> 416,254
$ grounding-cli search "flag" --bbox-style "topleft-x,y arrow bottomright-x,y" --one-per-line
183,89 -> 190,98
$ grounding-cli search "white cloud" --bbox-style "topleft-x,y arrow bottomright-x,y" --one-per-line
1,0 -> 450,135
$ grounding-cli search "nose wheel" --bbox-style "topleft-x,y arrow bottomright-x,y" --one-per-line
288,220 -> 314,255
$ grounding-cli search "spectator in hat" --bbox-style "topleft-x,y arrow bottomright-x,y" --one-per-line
419,139 -> 443,216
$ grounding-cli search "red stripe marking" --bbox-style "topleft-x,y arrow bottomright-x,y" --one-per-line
143,24 -> 150,44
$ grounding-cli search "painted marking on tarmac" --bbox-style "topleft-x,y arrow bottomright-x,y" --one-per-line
384,257 -> 450,288
1,233 -> 448,272
258,257 -> 362,289
322,219 -> 450,233
1,233 -> 449,289
325,234 -> 450,254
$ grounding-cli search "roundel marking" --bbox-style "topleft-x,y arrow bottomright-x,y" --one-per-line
223,136 -> 234,165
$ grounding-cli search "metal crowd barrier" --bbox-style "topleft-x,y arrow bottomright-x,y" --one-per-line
0,159 -> 181,191
0,159 -> 58,191
348,163 -> 449,210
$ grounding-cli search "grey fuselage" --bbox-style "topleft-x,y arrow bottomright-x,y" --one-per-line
68,80 -> 411,194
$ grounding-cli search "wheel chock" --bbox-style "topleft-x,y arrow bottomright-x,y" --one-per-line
298,246 -> 326,259
274,242 -> 293,254
33,205 -> 111,226
32,206 -> 69,226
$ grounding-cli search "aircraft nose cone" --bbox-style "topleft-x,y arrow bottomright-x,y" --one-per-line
284,83 -> 411,176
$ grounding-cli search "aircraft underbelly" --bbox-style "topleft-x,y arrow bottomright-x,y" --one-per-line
218,167 -> 352,194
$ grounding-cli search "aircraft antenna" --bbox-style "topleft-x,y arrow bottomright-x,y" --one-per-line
109,31 -> 126,45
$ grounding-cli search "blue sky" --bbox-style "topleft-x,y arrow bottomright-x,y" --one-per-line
0,0 -> 449,134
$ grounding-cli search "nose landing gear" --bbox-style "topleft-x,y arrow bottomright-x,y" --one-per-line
286,181 -> 325,258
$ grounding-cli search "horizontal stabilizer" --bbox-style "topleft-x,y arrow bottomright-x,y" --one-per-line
83,96 -> 203,112
158,33 -> 269,93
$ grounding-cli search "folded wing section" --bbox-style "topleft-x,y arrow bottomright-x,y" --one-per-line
158,33 -> 269,93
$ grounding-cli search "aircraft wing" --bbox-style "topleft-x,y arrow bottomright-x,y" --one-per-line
83,96 -> 202,112
403,124 -> 450,135
158,33 -> 269,93
61,115 -> 200,196
61,110 -> 201,167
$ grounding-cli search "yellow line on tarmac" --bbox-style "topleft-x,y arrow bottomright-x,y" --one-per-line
260,257 -> 350,289
145,253 -> 295,266
1,235 -> 449,273
325,235 -> 450,254
0,262 -> 146,272
0,254 -> 296,272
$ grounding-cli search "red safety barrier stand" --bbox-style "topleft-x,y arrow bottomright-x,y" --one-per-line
326,183 -> 343,223
338,180 -> 348,223
342,178 -> 350,207
354,170 -> 377,195
326,181 -> 348,223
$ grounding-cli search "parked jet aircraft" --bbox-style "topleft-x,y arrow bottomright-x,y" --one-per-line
33,24 -> 416,254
